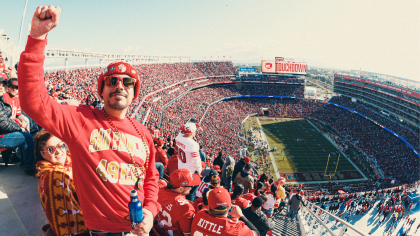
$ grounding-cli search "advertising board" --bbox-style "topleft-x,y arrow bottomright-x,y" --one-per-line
262,60 -> 307,74
239,68 -> 256,73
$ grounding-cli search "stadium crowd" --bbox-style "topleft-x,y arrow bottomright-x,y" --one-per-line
1,50 -> 419,235
334,83 -> 420,126
329,96 -> 419,153
2,6 -> 419,236
235,75 -> 304,83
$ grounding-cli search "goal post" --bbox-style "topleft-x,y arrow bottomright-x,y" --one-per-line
324,153 -> 340,178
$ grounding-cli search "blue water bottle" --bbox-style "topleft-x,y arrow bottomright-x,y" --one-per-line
128,190 -> 144,229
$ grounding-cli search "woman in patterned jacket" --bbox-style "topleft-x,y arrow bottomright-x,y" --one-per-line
34,129 -> 88,236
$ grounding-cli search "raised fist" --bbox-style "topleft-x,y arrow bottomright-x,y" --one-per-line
30,5 -> 61,39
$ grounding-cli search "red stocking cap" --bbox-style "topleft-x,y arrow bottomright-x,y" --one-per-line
97,61 -> 141,100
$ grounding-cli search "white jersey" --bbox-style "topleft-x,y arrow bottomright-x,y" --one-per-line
195,179 -> 210,198
263,192 -> 280,210
175,133 -> 202,175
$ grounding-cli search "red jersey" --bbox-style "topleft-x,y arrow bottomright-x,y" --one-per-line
168,154 -> 179,176
155,146 -> 168,167
230,193 -> 249,209
242,193 -> 256,206
18,36 -> 160,232
3,93 -> 21,116
157,187 -> 195,236
191,210 -> 257,236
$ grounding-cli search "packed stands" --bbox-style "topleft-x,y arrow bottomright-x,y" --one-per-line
41,61 -> 419,186
236,74 -> 304,83
4,58 -> 420,236
329,96 -> 420,153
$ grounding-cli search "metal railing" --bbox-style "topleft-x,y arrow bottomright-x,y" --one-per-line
298,203 -> 369,236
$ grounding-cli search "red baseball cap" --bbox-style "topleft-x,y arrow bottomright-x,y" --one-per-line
208,187 -> 231,211
244,156 -> 251,164
213,165 -> 221,172
156,139 -> 165,146
170,169 -> 201,187
97,61 -> 141,100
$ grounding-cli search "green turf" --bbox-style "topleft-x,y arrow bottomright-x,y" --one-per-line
258,118 -> 358,174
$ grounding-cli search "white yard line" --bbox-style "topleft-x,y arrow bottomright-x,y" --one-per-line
257,118 -> 281,179
307,120 -> 368,181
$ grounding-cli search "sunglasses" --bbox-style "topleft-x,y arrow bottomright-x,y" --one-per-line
105,76 -> 136,88
42,143 -> 67,155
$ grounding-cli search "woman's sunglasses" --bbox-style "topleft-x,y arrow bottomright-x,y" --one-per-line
105,76 -> 136,88
42,143 -> 67,155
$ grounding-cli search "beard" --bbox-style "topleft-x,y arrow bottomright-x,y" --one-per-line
105,91 -> 130,110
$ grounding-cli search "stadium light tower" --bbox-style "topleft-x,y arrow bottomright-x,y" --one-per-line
17,0 -> 29,55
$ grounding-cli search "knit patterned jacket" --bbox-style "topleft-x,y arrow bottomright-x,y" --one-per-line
36,155 -> 88,236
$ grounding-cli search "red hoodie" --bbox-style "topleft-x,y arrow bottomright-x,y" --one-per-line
156,186 -> 195,235
18,36 -> 159,232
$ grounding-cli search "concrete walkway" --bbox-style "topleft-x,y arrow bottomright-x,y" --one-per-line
0,158 -> 47,236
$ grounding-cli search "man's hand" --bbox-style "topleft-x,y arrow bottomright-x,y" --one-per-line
229,205 -> 244,219
132,208 -> 153,236
30,5 -> 61,39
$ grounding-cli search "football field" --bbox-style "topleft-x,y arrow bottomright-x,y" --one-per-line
251,117 -> 367,183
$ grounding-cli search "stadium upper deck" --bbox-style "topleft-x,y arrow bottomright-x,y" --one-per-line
333,73 -> 420,127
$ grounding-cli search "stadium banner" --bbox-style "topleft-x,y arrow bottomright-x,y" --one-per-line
334,74 -> 420,99
239,68 -> 256,73
329,102 -> 420,158
335,80 -> 420,106
262,60 -> 307,74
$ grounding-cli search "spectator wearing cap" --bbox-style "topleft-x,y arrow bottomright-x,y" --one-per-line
195,169 -> 219,200
19,8 -> 160,234
0,78 -> 35,174
155,139 -> 168,178
222,155 -> 235,192
191,186 -> 260,236
234,164 -> 254,194
155,169 -> 201,236
175,121 -> 203,202
242,197 -> 275,236
232,156 -> 251,183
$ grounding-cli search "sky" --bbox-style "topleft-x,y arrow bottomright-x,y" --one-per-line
1,0 -> 419,82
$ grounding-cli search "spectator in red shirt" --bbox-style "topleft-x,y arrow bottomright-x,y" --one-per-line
191,186 -> 259,236
168,154 -> 179,176
155,169 -> 201,236
155,139 -> 168,178
230,184 -> 250,209
18,6 -> 159,234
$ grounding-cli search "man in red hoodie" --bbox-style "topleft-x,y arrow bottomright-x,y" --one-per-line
156,169 -> 201,236
18,5 -> 159,235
